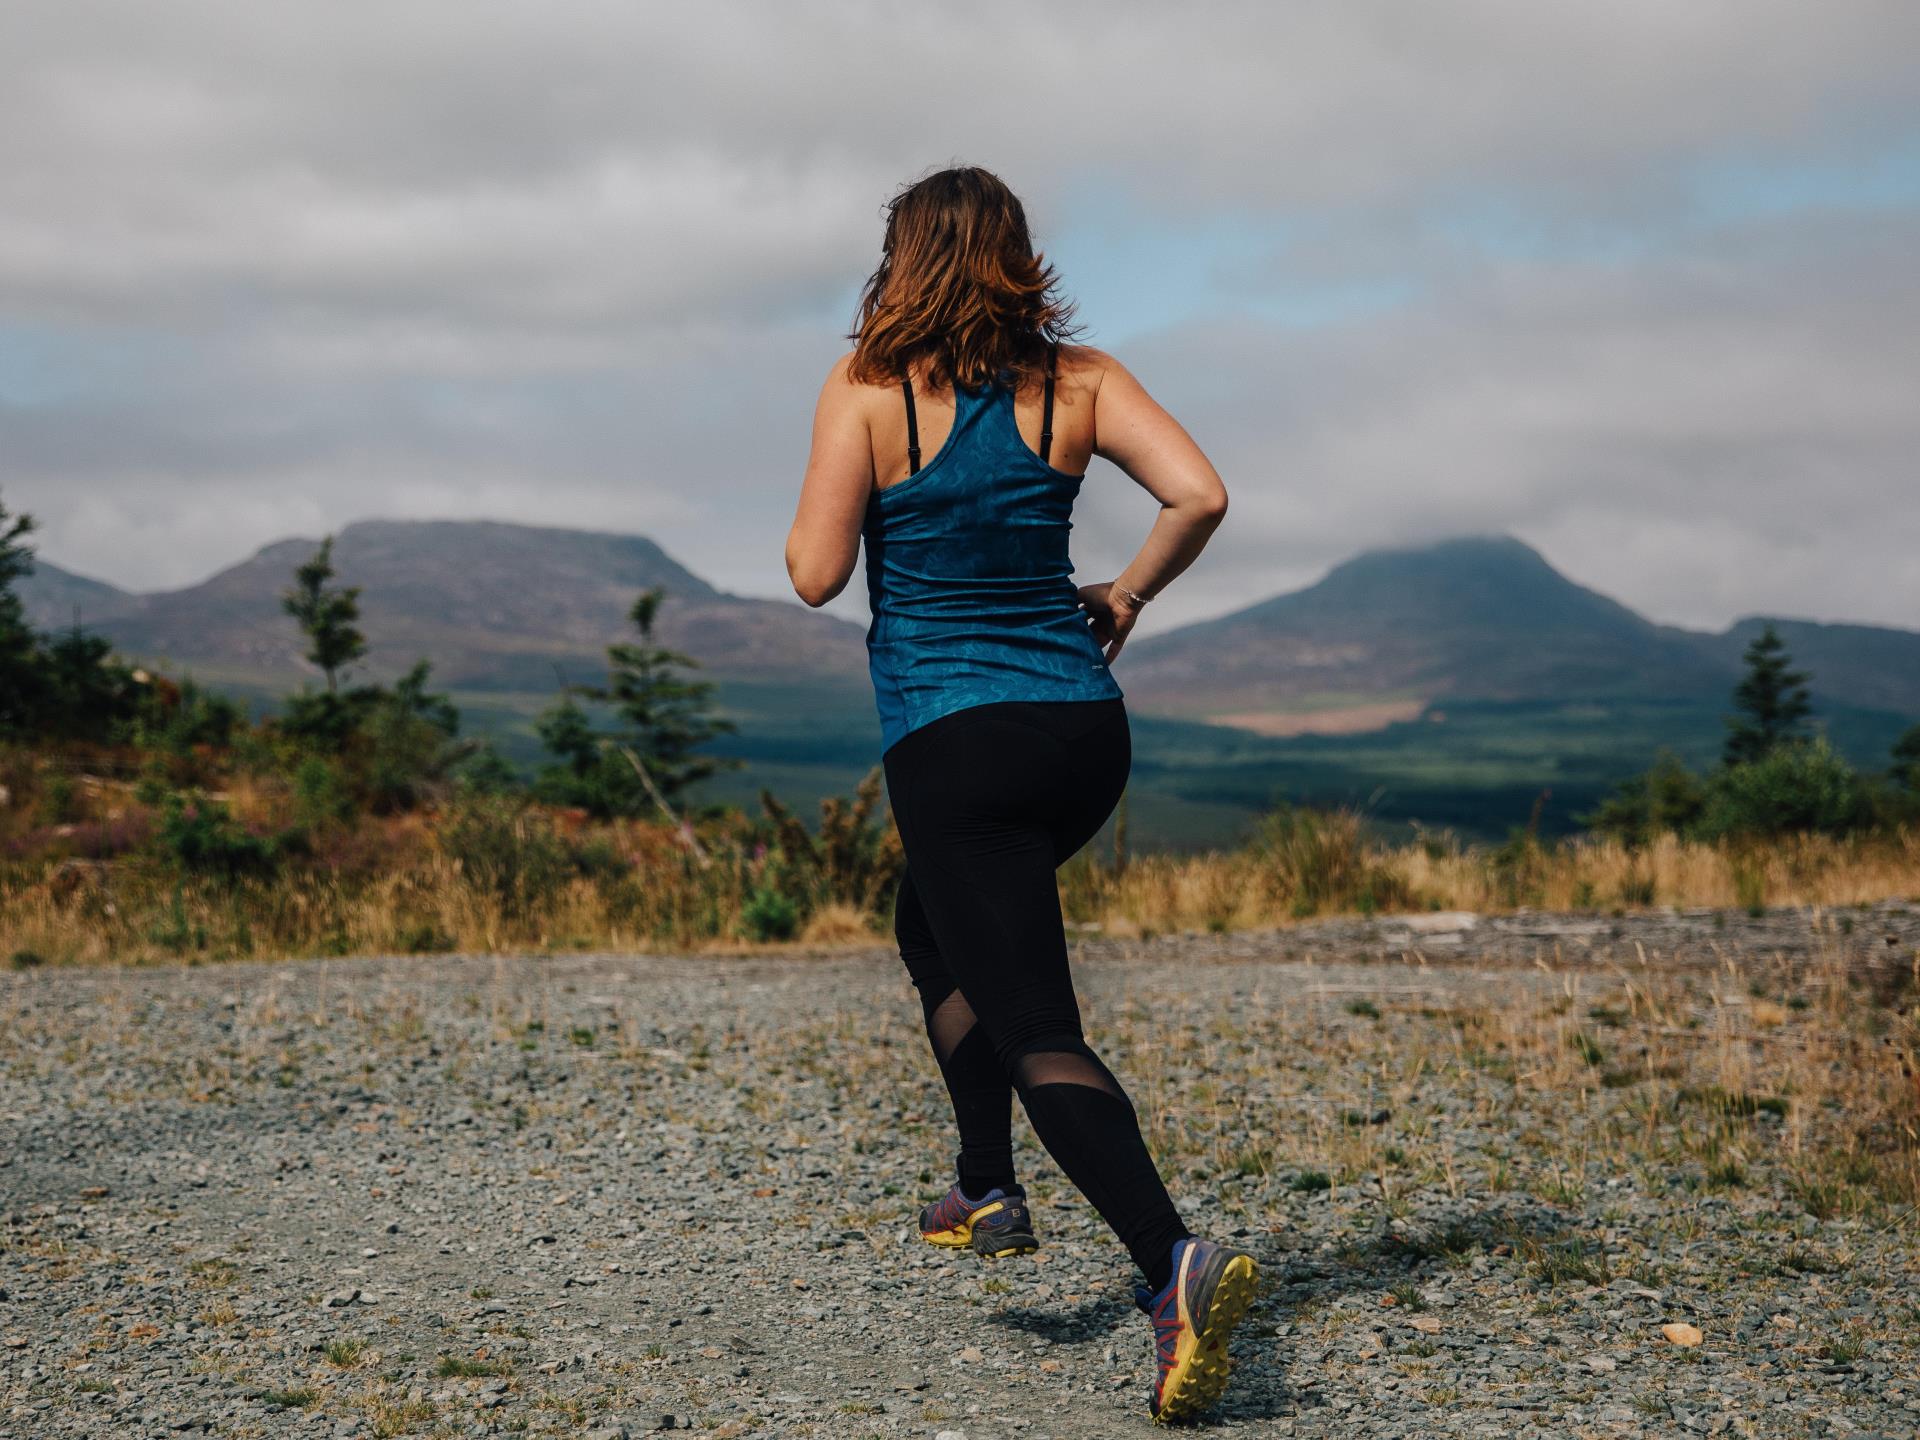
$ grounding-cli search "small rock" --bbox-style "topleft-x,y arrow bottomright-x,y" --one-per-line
1661,1322 -> 1704,1347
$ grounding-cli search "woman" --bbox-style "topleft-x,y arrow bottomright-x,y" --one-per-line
784,165 -> 1254,1424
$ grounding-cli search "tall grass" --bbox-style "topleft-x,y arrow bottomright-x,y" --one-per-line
3,764 -> 1918,967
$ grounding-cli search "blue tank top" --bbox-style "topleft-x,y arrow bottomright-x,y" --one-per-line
861,360 -> 1124,755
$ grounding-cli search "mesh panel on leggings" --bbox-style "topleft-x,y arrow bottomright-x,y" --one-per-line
1013,1048 -> 1127,1100
927,989 -> 981,1066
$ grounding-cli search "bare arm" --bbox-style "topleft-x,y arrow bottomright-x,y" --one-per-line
1079,350 -> 1229,661
785,354 -> 872,607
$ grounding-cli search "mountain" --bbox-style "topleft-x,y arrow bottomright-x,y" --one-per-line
25,519 -> 868,692
16,561 -> 140,631
1699,619 -> 1920,717
1121,536 -> 1919,730
15,522 -> 1917,845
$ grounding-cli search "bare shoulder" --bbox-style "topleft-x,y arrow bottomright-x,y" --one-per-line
1064,344 -> 1156,409
815,350 -> 873,416
1059,342 -> 1117,379
1057,343 -> 1121,398
821,350 -> 861,391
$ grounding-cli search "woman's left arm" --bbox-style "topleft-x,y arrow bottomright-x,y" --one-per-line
785,355 -> 873,608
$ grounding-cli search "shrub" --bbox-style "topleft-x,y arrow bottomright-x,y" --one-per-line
454,744 -> 522,796
293,755 -> 355,831
1582,750 -> 1706,846
1488,827 -> 1547,908
1698,738 -> 1872,840
756,768 -> 902,924
155,793 -> 281,882
569,837 -> 632,882
740,885 -> 800,942
40,773 -> 77,825
130,679 -> 241,754
434,795 -> 571,920
359,662 -> 464,814
1250,804 -> 1407,918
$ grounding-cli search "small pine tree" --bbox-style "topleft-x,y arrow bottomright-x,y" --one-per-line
536,693 -> 602,779
589,588 -> 739,805
533,688 -> 642,819
1893,724 -> 1920,794
0,496 -> 43,735
282,537 -> 367,695
1723,623 -> 1812,768
361,660 -> 465,814
38,625 -> 141,743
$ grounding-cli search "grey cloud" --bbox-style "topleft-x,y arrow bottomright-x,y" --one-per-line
1089,212 -> 1920,630
2,0 -> 1917,634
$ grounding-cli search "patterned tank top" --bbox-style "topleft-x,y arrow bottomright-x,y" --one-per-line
861,344 -> 1124,755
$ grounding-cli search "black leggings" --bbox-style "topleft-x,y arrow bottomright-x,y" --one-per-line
883,697 -> 1191,1289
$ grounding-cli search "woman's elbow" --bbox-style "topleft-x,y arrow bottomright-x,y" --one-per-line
1180,482 -> 1228,526
788,568 -> 830,608
786,554 -> 842,608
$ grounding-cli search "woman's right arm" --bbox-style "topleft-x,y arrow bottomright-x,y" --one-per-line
1078,349 -> 1229,662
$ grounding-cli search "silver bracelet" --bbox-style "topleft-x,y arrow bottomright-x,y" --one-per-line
1114,582 -> 1153,607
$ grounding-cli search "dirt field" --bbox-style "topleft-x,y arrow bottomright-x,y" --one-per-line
3,907 -> 1917,1438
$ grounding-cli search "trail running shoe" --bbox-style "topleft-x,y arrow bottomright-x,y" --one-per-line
1134,1235 -> 1261,1424
917,1177 -> 1039,1260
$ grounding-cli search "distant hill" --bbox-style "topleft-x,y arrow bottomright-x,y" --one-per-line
1122,535 -> 1920,728
1698,618 -> 1920,717
21,519 -> 868,692
29,526 -> 1914,722
17,522 -> 1917,847
16,560 -> 139,631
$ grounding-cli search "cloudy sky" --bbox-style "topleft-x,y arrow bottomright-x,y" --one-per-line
4,0 -> 1918,633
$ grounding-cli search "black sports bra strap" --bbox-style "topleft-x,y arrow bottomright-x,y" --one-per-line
901,374 -> 921,475
1039,341 -> 1058,465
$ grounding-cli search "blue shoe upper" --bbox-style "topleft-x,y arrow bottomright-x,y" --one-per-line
1134,1235 -> 1204,1313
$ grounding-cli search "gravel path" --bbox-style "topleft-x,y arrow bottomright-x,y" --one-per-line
3,907 -> 1917,1439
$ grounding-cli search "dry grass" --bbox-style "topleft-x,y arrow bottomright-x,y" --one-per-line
1069,822 -> 1920,939
1398,829 -> 1920,914
1078,928 -> 1920,1239
3,759 -> 1919,967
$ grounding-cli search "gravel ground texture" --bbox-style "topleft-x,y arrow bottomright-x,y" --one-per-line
3,905 -> 1918,1440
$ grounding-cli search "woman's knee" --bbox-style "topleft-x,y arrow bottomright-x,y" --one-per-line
991,1020 -> 1088,1075
1005,1036 -> 1130,1103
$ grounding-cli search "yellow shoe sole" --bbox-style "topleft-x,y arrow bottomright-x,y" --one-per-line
920,1199 -> 1039,1258
975,1234 -> 1039,1260
1152,1252 -> 1260,1425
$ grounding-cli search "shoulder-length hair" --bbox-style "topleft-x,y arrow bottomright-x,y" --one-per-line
847,166 -> 1082,392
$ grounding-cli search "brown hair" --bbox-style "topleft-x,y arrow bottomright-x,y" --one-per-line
846,166 -> 1082,392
